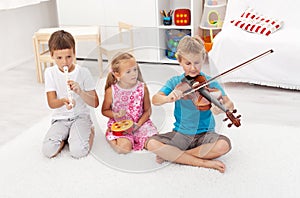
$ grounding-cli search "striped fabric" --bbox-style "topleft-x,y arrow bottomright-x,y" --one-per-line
230,7 -> 283,36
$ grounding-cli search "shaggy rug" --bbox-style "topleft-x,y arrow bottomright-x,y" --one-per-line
1,65 -> 299,198
1,110 -> 300,198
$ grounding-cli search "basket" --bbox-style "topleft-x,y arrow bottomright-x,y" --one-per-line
165,29 -> 191,60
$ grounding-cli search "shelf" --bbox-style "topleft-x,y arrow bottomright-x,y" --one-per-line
159,57 -> 180,64
158,25 -> 192,30
199,26 -> 222,30
203,3 -> 226,8
156,0 -> 202,63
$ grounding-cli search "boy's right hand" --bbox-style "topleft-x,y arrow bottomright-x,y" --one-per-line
167,89 -> 183,103
167,82 -> 193,103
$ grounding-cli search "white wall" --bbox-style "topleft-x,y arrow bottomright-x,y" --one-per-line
56,0 -> 156,28
0,0 -> 58,71
56,0 -> 159,62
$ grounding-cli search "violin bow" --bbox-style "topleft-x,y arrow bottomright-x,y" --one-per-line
182,49 -> 274,97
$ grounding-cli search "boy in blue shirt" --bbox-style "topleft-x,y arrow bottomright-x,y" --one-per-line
146,36 -> 234,173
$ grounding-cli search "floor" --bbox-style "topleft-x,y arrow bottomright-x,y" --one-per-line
1,59 -> 300,147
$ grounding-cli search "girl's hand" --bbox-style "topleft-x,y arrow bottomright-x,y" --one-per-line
132,123 -> 141,133
68,80 -> 82,95
113,109 -> 126,119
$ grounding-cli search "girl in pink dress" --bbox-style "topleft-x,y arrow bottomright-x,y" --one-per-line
101,52 -> 158,153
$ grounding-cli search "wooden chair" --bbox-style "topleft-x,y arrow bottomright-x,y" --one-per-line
99,22 -> 134,66
32,32 -> 55,83
32,26 -> 101,83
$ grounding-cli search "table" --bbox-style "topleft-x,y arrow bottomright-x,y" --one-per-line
33,26 -> 102,83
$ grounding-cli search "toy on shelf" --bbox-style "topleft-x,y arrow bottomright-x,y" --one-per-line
174,9 -> 191,26
199,0 -> 227,51
166,29 -> 191,60
207,0 -> 218,6
160,9 -> 174,25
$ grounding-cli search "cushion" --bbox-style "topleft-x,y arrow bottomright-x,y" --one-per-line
230,7 -> 284,36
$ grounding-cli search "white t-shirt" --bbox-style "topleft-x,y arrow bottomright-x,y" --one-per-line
44,64 -> 95,120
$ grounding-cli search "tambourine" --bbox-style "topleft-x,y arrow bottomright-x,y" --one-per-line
110,120 -> 134,136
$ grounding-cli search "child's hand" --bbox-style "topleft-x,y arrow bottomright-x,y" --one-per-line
113,109 -> 126,118
68,80 -> 82,95
167,89 -> 183,103
132,123 -> 141,133
211,103 -> 223,115
211,97 -> 234,115
63,98 -> 76,110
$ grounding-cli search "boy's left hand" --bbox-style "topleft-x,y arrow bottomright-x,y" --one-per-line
68,80 -> 82,95
211,97 -> 234,115
211,103 -> 223,115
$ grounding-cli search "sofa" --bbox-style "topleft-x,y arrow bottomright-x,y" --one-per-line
208,0 -> 300,90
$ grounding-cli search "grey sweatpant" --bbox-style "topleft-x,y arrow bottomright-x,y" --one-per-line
42,114 -> 93,158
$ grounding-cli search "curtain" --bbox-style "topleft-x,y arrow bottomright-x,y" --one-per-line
0,0 -> 49,10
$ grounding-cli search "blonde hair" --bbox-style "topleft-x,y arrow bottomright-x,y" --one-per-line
104,52 -> 144,90
176,35 -> 206,62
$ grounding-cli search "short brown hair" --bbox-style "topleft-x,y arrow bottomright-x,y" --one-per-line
48,30 -> 76,56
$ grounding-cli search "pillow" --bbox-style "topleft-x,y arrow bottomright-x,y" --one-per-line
230,7 -> 284,36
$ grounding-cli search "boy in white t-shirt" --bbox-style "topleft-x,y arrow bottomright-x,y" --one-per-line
42,30 -> 99,158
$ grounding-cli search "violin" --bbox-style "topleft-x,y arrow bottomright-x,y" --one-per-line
175,49 -> 274,128
181,74 -> 241,127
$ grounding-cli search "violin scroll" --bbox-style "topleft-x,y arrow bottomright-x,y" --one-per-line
223,109 -> 241,127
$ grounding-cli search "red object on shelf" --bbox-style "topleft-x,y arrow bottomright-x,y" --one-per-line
174,9 -> 191,26
203,36 -> 213,52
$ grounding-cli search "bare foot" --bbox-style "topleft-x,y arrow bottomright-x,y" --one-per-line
156,155 -> 166,164
204,159 -> 226,173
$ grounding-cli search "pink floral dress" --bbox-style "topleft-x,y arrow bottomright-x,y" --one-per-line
106,81 -> 158,150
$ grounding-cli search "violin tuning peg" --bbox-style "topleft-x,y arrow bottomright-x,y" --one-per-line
228,123 -> 232,127
223,118 -> 228,122
237,115 -> 241,118
232,109 -> 237,113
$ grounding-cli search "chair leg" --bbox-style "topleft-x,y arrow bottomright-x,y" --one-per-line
33,37 -> 43,83
98,50 -> 104,77
37,58 -> 43,83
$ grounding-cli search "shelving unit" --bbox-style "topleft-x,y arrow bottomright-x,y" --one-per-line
56,0 -> 203,64
156,0 -> 202,64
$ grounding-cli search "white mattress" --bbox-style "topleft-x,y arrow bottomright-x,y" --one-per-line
208,0 -> 300,90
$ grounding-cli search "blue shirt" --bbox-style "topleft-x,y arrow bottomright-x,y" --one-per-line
160,72 -> 226,135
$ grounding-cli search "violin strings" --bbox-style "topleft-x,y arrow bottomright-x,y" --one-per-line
182,49 -> 274,97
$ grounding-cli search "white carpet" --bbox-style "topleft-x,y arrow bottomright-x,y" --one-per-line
2,65 -> 299,198
1,113 -> 300,198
